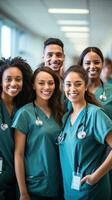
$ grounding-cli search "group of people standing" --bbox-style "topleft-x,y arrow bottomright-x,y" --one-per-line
0,38 -> 112,200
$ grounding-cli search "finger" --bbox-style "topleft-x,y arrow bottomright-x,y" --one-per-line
80,176 -> 87,184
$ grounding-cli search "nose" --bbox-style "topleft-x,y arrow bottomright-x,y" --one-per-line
10,79 -> 17,86
90,62 -> 95,69
51,54 -> 58,61
71,84 -> 77,90
44,83 -> 49,89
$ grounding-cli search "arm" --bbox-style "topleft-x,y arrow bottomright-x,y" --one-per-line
14,129 -> 31,200
81,132 -> 112,185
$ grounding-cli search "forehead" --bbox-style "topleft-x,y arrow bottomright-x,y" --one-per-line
44,44 -> 63,54
35,71 -> 54,81
65,72 -> 84,82
3,67 -> 22,76
83,52 -> 102,61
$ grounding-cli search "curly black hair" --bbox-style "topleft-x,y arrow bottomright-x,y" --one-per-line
0,57 -> 33,108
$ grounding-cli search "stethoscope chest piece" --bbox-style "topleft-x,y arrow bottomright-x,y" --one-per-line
35,117 -> 43,126
77,131 -> 86,139
1,123 -> 8,131
99,94 -> 107,101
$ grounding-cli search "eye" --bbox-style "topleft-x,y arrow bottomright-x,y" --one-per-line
74,83 -> 82,87
5,77 -> 12,82
64,83 -> 71,87
38,82 -> 45,85
94,61 -> 101,65
47,53 -> 53,58
15,77 -> 22,82
85,62 -> 90,65
56,53 -> 63,58
48,81 -> 55,86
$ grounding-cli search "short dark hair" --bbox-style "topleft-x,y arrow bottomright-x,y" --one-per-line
44,38 -> 64,51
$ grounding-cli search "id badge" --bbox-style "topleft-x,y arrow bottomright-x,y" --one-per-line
71,171 -> 81,190
0,157 -> 3,174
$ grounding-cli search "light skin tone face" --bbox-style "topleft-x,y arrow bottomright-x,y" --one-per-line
1,67 -> 23,100
83,52 -> 103,80
43,44 -> 65,74
64,72 -> 87,105
33,71 -> 55,102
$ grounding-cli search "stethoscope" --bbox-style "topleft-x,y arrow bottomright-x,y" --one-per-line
99,80 -> 107,101
33,101 -> 43,126
0,103 -> 8,131
56,105 -> 88,145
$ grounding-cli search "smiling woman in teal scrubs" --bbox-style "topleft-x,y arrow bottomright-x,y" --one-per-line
12,67 -> 64,200
78,47 -> 112,120
78,47 -> 112,197
0,57 -> 33,200
59,65 -> 112,200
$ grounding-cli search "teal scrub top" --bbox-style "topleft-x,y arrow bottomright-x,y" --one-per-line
59,103 -> 112,200
0,100 -> 16,185
12,102 -> 63,197
95,82 -> 112,120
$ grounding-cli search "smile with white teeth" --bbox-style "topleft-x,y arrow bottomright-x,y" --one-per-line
9,88 -> 18,93
42,91 -> 51,96
69,93 -> 78,97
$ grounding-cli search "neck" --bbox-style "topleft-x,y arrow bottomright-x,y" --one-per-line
35,98 -> 49,108
1,93 -> 14,116
72,99 -> 87,114
71,100 -> 87,125
1,92 -> 13,105
35,98 -> 51,118
88,78 -> 101,93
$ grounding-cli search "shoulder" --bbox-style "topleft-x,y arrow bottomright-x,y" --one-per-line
16,102 -> 33,115
87,103 -> 105,116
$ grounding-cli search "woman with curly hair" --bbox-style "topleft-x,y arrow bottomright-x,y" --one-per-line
0,57 -> 33,200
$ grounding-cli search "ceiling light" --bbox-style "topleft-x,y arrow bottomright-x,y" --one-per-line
60,26 -> 89,32
57,20 -> 88,25
65,32 -> 89,38
48,8 -> 89,14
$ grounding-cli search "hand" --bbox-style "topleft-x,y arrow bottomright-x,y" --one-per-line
80,173 -> 98,186
20,192 -> 31,200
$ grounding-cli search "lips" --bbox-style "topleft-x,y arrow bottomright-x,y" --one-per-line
68,93 -> 78,98
41,91 -> 52,96
8,88 -> 19,93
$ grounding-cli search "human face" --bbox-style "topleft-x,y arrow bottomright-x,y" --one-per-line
2,67 -> 23,99
33,71 -> 55,102
64,72 -> 87,104
43,44 -> 65,73
83,52 -> 103,80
